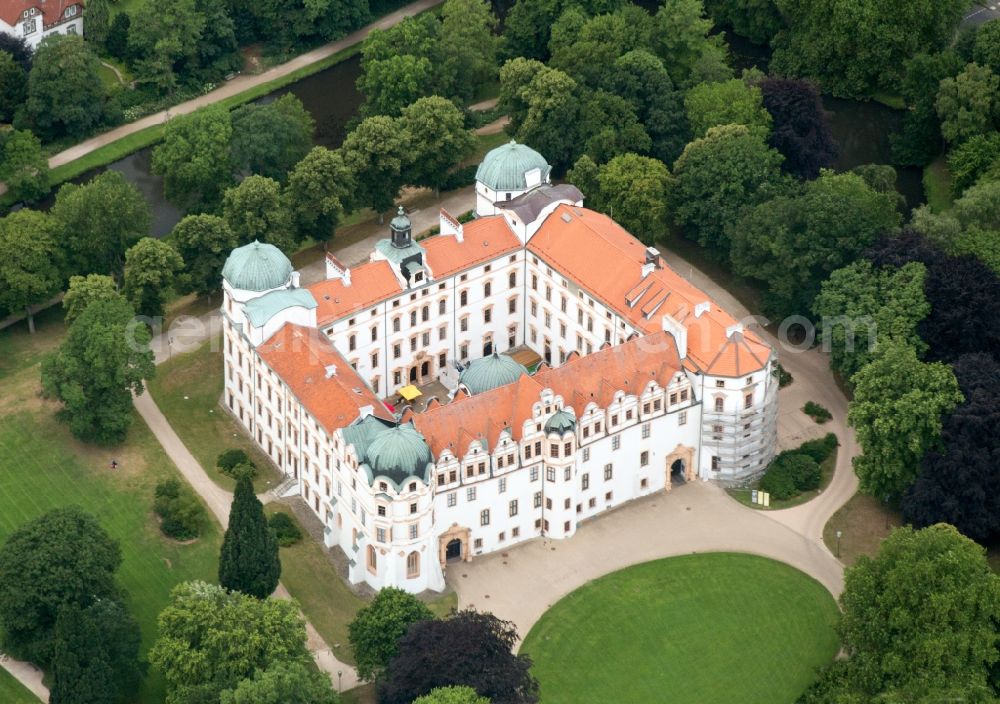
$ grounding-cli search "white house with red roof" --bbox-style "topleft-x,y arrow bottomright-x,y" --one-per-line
219,141 -> 778,593
0,0 -> 83,49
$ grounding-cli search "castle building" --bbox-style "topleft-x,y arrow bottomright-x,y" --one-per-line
220,141 -> 778,593
0,0 -> 83,49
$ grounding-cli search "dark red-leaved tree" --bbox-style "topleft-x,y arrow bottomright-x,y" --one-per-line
902,354 -> 1000,542
378,610 -> 539,704
760,77 -> 839,180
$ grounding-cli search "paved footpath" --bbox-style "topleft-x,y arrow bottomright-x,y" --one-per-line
448,246 -> 857,645
45,0 -> 444,172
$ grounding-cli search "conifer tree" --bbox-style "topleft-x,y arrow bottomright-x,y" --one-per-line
219,476 -> 280,598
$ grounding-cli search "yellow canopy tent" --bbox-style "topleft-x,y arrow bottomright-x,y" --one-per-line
399,385 -> 423,401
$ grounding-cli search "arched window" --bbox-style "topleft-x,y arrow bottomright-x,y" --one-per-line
367,545 -> 377,574
406,551 -> 420,578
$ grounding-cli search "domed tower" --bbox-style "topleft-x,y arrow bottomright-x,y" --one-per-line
364,422 -> 433,486
222,240 -> 293,321
474,140 -> 551,217
457,352 -> 527,395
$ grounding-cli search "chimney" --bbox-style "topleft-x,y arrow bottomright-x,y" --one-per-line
641,262 -> 655,278
645,246 -> 661,268
290,271 -> 300,288
343,267 -> 351,287
694,301 -> 711,318
325,364 -> 337,378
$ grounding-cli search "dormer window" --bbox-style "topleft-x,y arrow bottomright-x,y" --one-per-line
413,272 -> 423,282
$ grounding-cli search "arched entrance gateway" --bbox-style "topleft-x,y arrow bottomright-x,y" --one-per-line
438,524 -> 471,566
664,444 -> 696,492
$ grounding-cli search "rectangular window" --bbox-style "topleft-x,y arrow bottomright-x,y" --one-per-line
745,393 -> 753,409
545,498 -> 552,510
509,499 -> 518,516
589,497 -> 596,508
640,451 -> 649,467
480,509 -> 490,526
582,473 -> 589,490
447,493 -> 457,507
530,467 -> 539,481
641,423 -> 650,439
467,487 -> 477,501
533,492 -> 542,508
512,527 -> 520,538
583,447 -> 590,462
550,443 -> 559,457
474,538 -> 483,549
546,467 -> 556,482
499,477 -> 507,493
604,464 -> 613,480
679,411 -> 687,426
712,456 -> 721,471
376,528 -> 386,543
612,435 -> 621,451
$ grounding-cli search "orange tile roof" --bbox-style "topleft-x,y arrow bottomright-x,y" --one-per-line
527,204 -> 772,376
422,215 -> 521,279
257,324 -> 393,434
535,330 -> 681,411
307,260 -> 400,326
0,0 -> 80,27
410,333 -> 681,459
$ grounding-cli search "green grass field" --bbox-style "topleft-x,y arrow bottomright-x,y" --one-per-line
0,410 -> 222,703
0,668 -> 40,704
146,338 -> 281,493
521,554 -> 840,704
923,157 -> 954,212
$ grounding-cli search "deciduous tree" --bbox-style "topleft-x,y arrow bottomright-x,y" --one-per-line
731,170 -> 900,317
0,507 -> 123,665
770,0 -> 968,98
0,50 -> 27,122
670,123 -> 786,258
891,51 -> 963,166
413,686 -> 491,704
51,171 -> 151,279
759,77 -> 837,179
129,0 -> 206,94
218,475 -> 281,599
123,238 -> 184,319
22,35 -> 107,139
579,153 -> 673,243
152,105 -> 234,212
349,587 -> 434,682
684,78 -> 771,138
935,63 -> 1000,145
50,599 -> 142,704
512,66 -> 580,171
704,0 -> 782,45
812,260 -> 929,382
230,94 -> 315,181
839,525 -> 1000,694
902,354 -> 1000,542
284,147 -> 354,241
218,661 -> 338,704
40,297 -> 155,444
222,175 -> 297,253
848,340 -> 962,498
651,0 -> 730,88
398,97 -> 475,196
379,610 -> 538,704
150,581 -> 310,704
169,214 -> 237,298
0,129 -> 49,203
341,115 -> 409,220
0,209 -> 62,333
62,275 -> 121,325
440,0 -> 499,102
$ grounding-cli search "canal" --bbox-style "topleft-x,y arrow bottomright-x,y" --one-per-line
38,27 -> 924,237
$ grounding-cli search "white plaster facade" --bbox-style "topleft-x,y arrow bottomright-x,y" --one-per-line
219,144 -> 778,594
0,1 -> 83,50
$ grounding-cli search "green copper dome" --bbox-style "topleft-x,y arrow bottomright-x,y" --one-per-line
475,140 -> 551,192
222,241 -> 293,292
364,422 -> 433,484
459,353 -> 527,395
544,409 -> 576,435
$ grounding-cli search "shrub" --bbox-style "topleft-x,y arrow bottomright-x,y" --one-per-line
269,512 -> 303,547
758,452 -> 822,499
153,479 -> 205,540
773,361 -> 793,388
803,401 -> 832,423
217,448 -> 256,478
759,462 -> 797,499
797,433 -> 839,464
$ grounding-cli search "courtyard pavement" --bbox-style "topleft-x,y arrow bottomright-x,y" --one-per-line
447,247 -> 857,643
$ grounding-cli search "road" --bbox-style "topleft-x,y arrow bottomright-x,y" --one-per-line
45,0 -> 444,172
963,1 -> 1000,27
